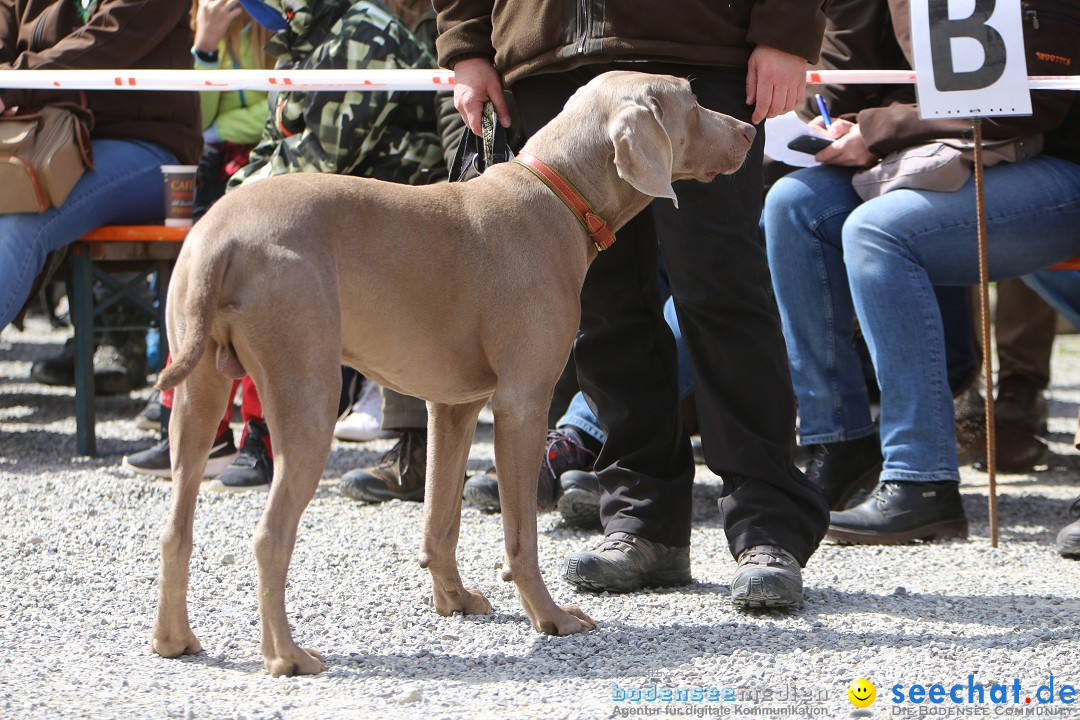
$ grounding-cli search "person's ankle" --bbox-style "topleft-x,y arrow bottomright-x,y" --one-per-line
560,425 -> 601,455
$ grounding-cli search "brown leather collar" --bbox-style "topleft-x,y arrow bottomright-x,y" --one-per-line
513,152 -> 616,251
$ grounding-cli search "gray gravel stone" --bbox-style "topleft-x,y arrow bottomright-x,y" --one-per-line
2,318 -> 1080,719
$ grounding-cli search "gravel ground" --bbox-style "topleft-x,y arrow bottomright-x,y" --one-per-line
2,317 -> 1079,720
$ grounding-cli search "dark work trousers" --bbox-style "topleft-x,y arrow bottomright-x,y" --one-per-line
512,62 -> 829,566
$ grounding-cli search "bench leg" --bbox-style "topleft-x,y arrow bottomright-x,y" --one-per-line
70,249 -> 97,457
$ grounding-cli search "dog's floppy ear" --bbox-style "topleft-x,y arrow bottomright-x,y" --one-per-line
608,98 -> 677,206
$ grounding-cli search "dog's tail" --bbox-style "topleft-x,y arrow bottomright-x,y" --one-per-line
155,237 -> 234,393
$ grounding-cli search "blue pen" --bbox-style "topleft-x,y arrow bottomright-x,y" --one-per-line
815,94 -> 832,129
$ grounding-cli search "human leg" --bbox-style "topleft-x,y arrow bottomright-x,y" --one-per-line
124,359 -> 238,479
503,65 -> 694,590
832,156 -> 1080,542
652,64 -> 828,605
339,388 -> 428,503
208,377 -> 273,491
0,139 -> 177,331
845,156 -> 1080,483
1023,269 -> 1080,331
553,295 -> 694,527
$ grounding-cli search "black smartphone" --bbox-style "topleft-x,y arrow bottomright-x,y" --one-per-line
787,134 -> 834,154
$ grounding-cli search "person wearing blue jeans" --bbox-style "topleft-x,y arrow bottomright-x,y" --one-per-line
1017,269 -> 1080,560
766,151 -> 1080,543
762,0 -> 1080,545
1023,271 -> 1080,333
1,0 -> 201,399
0,139 -> 179,330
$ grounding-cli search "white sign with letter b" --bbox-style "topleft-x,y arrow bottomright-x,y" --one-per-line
910,0 -> 1032,119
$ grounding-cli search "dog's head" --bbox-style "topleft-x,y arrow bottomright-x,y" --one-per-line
567,71 -> 756,206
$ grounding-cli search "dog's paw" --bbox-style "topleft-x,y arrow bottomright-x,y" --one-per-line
264,646 -> 325,677
434,586 -> 492,617
536,604 -> 597,636
150,630 -> 202,658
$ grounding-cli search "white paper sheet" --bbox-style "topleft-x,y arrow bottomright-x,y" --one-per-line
764,111 -> 828,168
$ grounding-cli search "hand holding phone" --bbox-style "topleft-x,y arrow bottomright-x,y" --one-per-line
787,134 -> 834,155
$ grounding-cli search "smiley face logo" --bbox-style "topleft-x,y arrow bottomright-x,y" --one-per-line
848,678 -> 876,708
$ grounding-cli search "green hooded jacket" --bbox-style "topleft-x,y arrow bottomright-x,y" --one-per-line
229,0 -> 445,188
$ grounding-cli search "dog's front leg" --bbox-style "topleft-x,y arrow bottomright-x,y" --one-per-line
420,399 -> 492,617
491,392 -> 596,635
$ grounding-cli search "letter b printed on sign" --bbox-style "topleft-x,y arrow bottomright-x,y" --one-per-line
929,0 -> 1006,90
910,0 -> 1032,118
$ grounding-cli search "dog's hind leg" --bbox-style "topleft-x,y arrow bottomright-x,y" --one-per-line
491,386 -> 596,636
152,356 -> 232,658
248,358 -> 338,677
420,398 -> 492,617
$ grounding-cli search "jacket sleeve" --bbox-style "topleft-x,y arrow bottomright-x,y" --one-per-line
212,96 -> 270,146
857,90 -> 1076,156
0,0 -> 17,66
432,0 -> 495,69
2,0 -> 189,71
195,53 -> 224,132
748,0 -> 826,63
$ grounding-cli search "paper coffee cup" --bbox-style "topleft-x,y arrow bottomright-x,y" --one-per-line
161,165 -> 199,227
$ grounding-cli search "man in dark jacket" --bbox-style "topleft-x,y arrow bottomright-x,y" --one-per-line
435,0 -> 832,607
0,0 -> 201,343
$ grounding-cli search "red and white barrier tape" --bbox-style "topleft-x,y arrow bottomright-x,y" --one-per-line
0,68 -> 1077,92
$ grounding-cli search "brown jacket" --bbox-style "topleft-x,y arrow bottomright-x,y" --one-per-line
433,0 -> 826,88
0,0 -> 201,164
798,0 -> 906,121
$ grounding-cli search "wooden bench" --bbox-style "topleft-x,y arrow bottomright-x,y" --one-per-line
69,225 -> 188,456
1050,257 -> 1080,271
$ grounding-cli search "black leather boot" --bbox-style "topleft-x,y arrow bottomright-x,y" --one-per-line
827,480 -> 968,544
804,434 -> 882,510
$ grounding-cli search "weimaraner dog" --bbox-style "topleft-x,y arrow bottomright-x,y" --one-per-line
150,70 -> 755,676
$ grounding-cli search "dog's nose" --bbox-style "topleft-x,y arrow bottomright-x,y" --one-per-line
742,124 -> 757,145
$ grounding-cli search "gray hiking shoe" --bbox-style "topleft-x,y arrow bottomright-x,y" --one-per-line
730,545 -> 803,609
562,532 -> 691,593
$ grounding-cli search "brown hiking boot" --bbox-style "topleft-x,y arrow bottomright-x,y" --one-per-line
339,429 -> 426,503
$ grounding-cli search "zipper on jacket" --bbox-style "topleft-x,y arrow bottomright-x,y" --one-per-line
32,14 -> 47,50
1026,8 -> 1080,29
577,0 -> 590,55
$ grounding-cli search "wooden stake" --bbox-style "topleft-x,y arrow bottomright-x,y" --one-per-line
973,118 -> 999,547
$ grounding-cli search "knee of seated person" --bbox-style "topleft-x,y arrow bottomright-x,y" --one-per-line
839,200 -> 911,265
762,171 -> 821,225
762,170 -> 857,249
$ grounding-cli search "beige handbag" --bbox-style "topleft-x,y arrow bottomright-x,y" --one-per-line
852,135 -> 1043,201
0,101 -> 94,214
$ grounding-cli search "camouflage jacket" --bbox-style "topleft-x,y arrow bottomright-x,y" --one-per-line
229,0 -> 445,189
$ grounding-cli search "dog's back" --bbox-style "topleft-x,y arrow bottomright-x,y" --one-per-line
160,169 -> 587,404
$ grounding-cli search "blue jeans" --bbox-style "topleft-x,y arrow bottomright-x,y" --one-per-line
558,294 -> 694,444
1023,270 -> 1080,331
765,156 -> 1080,483
0,138 -> 177,331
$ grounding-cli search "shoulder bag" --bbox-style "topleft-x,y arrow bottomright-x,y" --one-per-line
0,97 -> 94,214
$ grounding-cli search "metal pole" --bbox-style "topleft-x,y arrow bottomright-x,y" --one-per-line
973,118 -> 999,547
